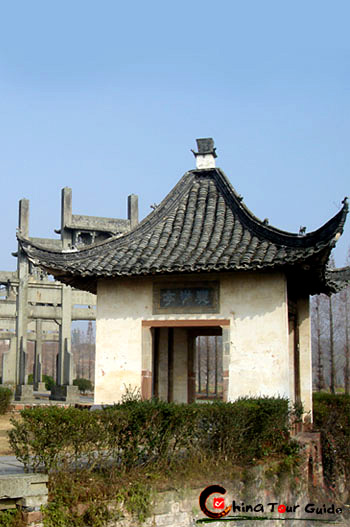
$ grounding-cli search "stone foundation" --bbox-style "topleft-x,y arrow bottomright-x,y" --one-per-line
3,432 -> 347,527
15,385 -> 36,402
49,385 -> 79,402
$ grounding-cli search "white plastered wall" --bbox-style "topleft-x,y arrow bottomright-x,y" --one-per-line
220,272 -> 290,401
95,279 -> 152,404
95,272 -> 292,405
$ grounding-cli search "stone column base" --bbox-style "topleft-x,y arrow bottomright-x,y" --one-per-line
49,385 -> 80,402
34,382 -> 48,393
15,385 -> 37,402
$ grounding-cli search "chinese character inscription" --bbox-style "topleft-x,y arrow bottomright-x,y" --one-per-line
160,287 -> 213,308
153,281 -> 219,314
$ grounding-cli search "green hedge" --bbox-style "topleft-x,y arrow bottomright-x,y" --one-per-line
0,387 -> 12,414
198,397 -> 300,462
8,397 -> 300,473
73,378 -> 93,393
313,392 -> 350,488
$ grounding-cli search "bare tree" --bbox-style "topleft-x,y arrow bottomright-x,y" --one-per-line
311,252 -> 350,392
344,249 -> 350,394
329,294 -> 336,394
343,287 -> 350,394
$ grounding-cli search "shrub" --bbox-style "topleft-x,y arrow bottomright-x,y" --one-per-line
8,397 -> 299,473
7,397 -> 301,526
0,509 -> 22,527
9,406 -> 106,472
195,396 -> 296,464
43,375 -> 55,391
102,399 -> 198,468
73,378 -> 93,393
0,386 -> 12,414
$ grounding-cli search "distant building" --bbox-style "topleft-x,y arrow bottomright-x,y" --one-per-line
19,139 -> 348,417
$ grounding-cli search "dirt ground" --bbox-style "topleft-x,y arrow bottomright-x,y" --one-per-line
0,413 -> 15,455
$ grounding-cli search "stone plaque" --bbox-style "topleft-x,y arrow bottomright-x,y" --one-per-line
153,281 -> 219,314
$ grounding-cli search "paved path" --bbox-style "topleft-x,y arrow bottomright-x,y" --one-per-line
0,455 -> 26,475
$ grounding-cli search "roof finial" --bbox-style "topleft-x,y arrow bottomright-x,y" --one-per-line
191,138 -> 217,169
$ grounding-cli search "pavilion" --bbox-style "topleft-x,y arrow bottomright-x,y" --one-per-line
19,138 -> 348,416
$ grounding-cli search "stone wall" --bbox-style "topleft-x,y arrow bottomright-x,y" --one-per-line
20,453 -> 347,526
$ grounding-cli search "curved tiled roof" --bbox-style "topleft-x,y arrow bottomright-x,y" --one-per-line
18,168 -> 348,294
326,266 -> 350,290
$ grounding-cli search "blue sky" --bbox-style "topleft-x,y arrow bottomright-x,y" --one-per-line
0,1 -> 349,271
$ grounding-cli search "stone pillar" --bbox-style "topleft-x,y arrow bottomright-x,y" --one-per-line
50,336 -> 78,402
56,286 -> 71,385
297,296 -> 313,420
157,328 -> 169,401
33,319 -> 46,392
172,328 -> 187,403
15,199 -> 35,401
18,337 -> 26,385
288,312 -> 296,405
61,187 -> 72,249
1,336 -> 17,385
222,326 -> 230,402
50,285 -> 78,401
141,326 -> 152,400
127,194 -> 139,229
63,336 -> 74,385
167,328 -> 174,402
187,334 -> 196,403
49,187 -> 78,401
152,328 -> 159,398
